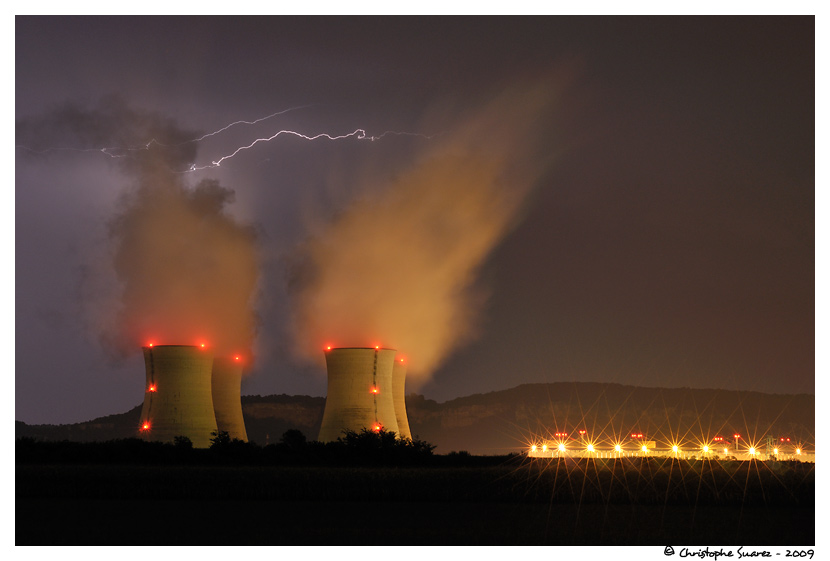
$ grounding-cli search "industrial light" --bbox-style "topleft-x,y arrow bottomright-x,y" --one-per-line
148,385 -> 157,393
703,445 -> 709,453
234,356 -> 240,361
141,422 -> 150,431
370,386 -> 379,394
586,444 -> 595,452
641,445 -> 648,453
614,444 -> 622,453
749,447 -> 756,455
531,445 -> 537,452
724,448 -> 728,455
796,448 -> 801,455
558,443 -> 566,452
542,444 -> 548,452
672,445 -> 679,453
774,448 -> 779,455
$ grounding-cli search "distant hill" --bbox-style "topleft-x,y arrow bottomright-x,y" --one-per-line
16,383 -> 814,454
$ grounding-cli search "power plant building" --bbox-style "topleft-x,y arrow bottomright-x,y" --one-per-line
139,345 -> 218,448
211,356 -> 249,442
392,356 -> 412,440
318,347 -> 401,442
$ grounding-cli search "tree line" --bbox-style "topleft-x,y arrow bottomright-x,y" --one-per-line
15,428 -> 457,466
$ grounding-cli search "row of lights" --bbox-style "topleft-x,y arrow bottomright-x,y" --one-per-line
146,342 -> 243,362
530,443 -> 804,455
324,345 -> 406,363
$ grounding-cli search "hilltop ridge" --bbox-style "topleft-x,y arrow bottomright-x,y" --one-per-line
16,382 -> 814,454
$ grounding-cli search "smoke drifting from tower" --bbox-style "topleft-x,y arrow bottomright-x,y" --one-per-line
17,96 -> 261,359
107,177 -> 258,357
289,77 -> 566,385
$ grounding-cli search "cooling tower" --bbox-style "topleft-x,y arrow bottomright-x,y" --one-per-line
318,347 -> 400,442
392,356 -> 412,440
211,356 -> 249,442
139,345 -> 218,448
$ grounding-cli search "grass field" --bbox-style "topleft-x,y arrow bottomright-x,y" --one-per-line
16,457 -> 814,545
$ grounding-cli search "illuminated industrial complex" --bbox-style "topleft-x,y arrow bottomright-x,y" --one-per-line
527,430 -> 814,462
135,344 -> 810,461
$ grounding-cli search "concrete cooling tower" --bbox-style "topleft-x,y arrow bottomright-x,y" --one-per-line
318,347 -> 400,442
139,345 -> 218,448
211,356 -> 249,442
392,356 -> 412,440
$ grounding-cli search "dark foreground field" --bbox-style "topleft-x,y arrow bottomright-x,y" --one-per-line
17,459 -> 814,545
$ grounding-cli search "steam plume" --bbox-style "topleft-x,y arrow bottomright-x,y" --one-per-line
108,177 -> 258,357
19,96 -> 259,359
290,77 -> 565,383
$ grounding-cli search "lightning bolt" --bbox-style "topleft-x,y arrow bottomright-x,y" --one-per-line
185,104 -> 314,142
17,105 -> 440,173
193,128 -> 370,171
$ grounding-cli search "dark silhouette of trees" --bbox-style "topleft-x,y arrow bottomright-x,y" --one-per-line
16,429 -> 439,466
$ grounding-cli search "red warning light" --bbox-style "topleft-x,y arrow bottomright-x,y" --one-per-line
326,346 -> 332,351
373,424 -> 382,432
375,345 -> 380,350
148,342 -> 154,347
234,356 -> 241,361
370,386 -> 379,394
400,358 -> 405,363
200,343 -> 206,349
148,385 -> 157,393
141,422 -> 150,431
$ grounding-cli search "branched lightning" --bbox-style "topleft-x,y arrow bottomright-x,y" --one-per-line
17,105 -> 441,174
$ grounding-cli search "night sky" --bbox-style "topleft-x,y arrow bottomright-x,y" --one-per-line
15,16 -> 815,425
